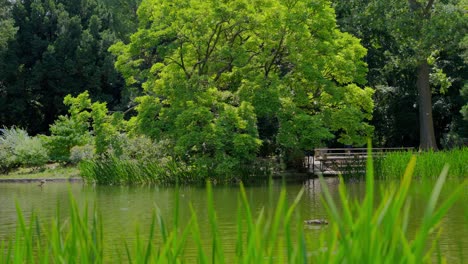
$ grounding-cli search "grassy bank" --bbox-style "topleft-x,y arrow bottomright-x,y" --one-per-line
0,164 -> 80,180
2,154 -> 466,263
375,148 -> 467,179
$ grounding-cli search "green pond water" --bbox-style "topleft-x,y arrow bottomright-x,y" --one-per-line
0,178 -> 467,262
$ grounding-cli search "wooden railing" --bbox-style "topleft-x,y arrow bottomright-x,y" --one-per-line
308,147 -> 414,175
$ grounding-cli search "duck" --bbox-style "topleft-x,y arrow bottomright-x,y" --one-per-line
38,179 -> 46,187
304,219 -> 328,225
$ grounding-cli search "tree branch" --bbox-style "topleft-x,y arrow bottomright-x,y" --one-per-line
424,0 -> 435,16
265,29 -> 286,78
178,38 -> 191,79
200,21 -> 224,75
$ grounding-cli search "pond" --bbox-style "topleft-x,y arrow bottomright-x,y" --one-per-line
0,178 -> 466,262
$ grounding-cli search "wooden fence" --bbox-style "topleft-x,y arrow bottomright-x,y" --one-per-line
307,147 -> 414,175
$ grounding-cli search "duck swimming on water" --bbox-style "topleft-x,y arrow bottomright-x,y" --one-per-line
38,179 -> 46,187
304,219 -> 328,225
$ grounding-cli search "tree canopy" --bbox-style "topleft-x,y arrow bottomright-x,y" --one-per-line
110,0 -> 374,170
0,0 -> 125,134
334,0 -> 468,149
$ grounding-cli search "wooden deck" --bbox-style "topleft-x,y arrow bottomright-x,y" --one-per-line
307,147 -> 414,176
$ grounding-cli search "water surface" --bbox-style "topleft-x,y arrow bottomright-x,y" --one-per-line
0,178 -> 466,262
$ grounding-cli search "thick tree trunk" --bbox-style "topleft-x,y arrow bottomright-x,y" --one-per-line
416,61 -> 438,150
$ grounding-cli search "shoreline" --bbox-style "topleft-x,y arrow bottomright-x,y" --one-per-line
0,177 -> 83,183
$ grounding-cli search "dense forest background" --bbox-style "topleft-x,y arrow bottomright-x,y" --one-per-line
1,0 -> 467,151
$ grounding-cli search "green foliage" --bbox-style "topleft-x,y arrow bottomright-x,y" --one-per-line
79,156 -> 199,185
320,84 -> 375,145
460,41 -> 468,121
0,0 -> 124,134
334,0 -> 468,148
0,0 -> 16,52
173,100 -> 262,176
91,101 -> 119,155
70,144 -> 95,164
440,130 -> 466,149
78,134 -> 273,184
101,0 -> 141,42
316,152 -> 467,263
460,76 -> 468,121
4,197 -> 104,263
0,141 -> 15,174
375,148 -> 468,179
0,127 -> 48,172
14,136 -> 49,168
117,135 -> 172,161
44,92 -> 93,162
43,116 -> 91,162
111,0 -> 374,171
0,127 -> 24,172
46,91 -> 126,161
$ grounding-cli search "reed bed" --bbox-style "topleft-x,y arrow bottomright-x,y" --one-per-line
79,156 -> 201,185
79,156 -> 274,185
375,148 -> 467,179
2,152 -> 466,263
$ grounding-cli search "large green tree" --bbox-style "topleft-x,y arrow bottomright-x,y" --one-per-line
111,0 -> 373,171
0,0 -> 124,134
334,0 -> 467,150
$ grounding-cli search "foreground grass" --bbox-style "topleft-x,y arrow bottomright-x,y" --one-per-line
375,148 -> 467,179
2,153 -> 467,263
0,165 -> 80,180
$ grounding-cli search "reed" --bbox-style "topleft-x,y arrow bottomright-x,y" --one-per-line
375,148 -> 467,179
315,147 -> 467,263
79,156 -> 200,185
1,195 -> 103,263
2,152 -> 466,263
78,155 -> 272,185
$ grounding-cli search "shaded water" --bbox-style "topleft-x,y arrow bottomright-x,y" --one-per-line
0,178 -> 466,262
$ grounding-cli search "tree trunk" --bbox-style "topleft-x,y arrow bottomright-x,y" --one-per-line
416,61 -> 438,150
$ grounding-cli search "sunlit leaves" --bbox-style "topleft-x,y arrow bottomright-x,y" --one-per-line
111,0 -> 374,172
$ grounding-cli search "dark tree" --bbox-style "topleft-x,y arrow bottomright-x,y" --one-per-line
334,0 -> 467,150
0,0 -> 125,134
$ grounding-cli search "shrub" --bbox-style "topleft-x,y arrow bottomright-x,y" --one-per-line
14,136 -> 48,168
440,131 -> 466,149
0,144 -> 15,174
103,134 -> 173,162
0,127 -> 48,171
43,116 -> 91,163
46,92 -> 128,160
69,144 -> 95,164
